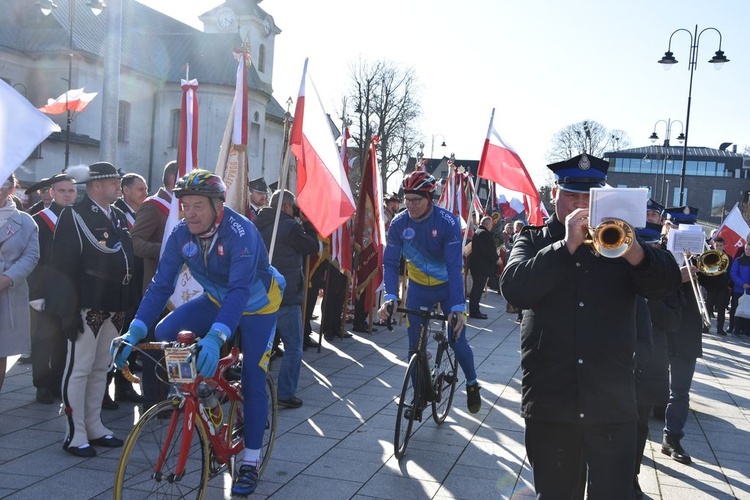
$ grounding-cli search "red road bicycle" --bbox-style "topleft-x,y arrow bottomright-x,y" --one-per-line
112,334 -> 277,499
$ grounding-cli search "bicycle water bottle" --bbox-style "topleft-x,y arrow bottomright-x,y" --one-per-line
196,381 -> 223,425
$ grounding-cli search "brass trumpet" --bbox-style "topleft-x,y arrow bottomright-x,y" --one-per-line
583,218 -> 634,258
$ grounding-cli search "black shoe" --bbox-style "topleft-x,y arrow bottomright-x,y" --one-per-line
661,434 -> 691,465
702,325 -> 710,334
115,387 -> 144,403
102,394 -> 119,411
352,324 -> 376,333
90,435 -> 124,448
64,444 -> 97,458
278,397 -> 303,409
466,383 -> 482,413
303,337 -> 319,349
717,329 -> 727,336
36,387 -> 54,404
18,355 -> 32,364
403,399 -> 426,421
469,312 -> 488,319
633,476 -> 644,499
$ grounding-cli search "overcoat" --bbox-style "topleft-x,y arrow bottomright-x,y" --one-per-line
500,214 -> 681,423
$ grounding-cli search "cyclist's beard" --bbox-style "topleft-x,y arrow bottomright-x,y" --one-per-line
197,202 -> 224,239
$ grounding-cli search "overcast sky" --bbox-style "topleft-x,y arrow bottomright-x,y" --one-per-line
138,0 -> 750,188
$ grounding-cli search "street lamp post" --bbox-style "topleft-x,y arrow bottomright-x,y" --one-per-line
657,25 -> 729,206
430,133 -> 447,159
38,0 -> 106,170
649,118 -> 684,204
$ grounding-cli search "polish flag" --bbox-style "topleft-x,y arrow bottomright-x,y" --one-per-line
38,88 -> 97,115
0,79 -> 60,183
714,204 -> 750,254
477,108 -> 544,226
290,59 -> 356,238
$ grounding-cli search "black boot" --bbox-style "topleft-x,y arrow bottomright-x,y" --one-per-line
661,433 -> 691,464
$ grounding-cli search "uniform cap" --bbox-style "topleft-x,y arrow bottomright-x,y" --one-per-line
636,222 -> 663,244
663,205 -> 698,224
24,173 -> 74,195
248,177 -> 268,193
547,154 -> 609,193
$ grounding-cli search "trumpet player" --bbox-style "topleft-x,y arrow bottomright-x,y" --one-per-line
500,154 -> 681,499
661,205 -> 703,466
698,236 -> 731,336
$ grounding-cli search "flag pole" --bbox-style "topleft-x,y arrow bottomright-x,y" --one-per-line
268,139 -> 294,260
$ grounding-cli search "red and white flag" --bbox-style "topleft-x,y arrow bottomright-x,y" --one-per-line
330,126 -> 353,274
0,79 -> 60,184
38,88 -> 97,115
354,136 -> 385,310
714,204 -> 750,253
477,108 -> 544,226
164,77 -> 202,309
290,59 -> 356,238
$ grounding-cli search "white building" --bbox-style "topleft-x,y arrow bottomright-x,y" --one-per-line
0,0 -> 287,191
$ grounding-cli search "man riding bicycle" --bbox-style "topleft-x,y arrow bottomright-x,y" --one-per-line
377,170 -> 482,414
111,170 -> 284,496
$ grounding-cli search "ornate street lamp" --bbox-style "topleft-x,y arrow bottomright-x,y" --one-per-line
657,25 -> 729,205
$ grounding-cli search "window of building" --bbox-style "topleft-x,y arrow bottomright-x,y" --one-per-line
258,44 -> 266,73
672,186 -> 684,206
118,100 -> 131,143
711,189 -> 726,217
170,109 -> 180,148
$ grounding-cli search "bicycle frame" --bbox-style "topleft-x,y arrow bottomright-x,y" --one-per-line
142,346 -> 243,479
399,306 -> 449,402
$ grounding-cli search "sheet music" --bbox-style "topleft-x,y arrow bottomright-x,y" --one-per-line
588,187 -> 648,228
666,224 -> 706,257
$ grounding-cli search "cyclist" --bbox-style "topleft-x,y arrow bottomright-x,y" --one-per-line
111,170 -> 284,497
377,170 -> 482,414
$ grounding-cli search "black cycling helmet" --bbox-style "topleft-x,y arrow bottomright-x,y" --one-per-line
402,170 -> 437,195
173,169 -> 226,201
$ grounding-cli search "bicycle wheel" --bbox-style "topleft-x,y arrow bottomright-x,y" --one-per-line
113,399 -> 210,500
431,340 -> 458,424
394,354 -> 421,459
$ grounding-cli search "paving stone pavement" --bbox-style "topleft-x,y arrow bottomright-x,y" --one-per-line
1,290 -> 749,499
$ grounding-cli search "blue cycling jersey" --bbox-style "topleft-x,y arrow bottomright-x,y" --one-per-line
133,207 -> 285,337
383,204 -> 466,313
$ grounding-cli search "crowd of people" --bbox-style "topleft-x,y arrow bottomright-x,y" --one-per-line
1,151 -> 745,498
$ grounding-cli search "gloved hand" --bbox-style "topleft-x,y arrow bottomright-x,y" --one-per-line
61,315 -> 84,342
194,329 -> 225,379
110,321 -> 148,369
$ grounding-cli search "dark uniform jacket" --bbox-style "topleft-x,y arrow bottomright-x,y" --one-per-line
27,202 -> 66,302
47,194 -> 137,320
666,282 -> 702,359
254,207 -> 319,306
636,288 -> 682,407
499,214 -> 681,424
468,226 -> 497,277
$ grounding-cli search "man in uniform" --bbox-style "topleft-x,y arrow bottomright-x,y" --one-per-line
48,162 -> 136,457
467,216 -> 497,319
27,173 -> 77,404
115,173 -> 148,230
500,154 -> 681,498
661,206 -> 704,465
383,192 -> 400,231
245,177 -> 268,221
130,160 -> 177,410
646,198 -> 664,225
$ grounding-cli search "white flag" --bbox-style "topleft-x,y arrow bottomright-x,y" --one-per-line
0,79 -> 60,183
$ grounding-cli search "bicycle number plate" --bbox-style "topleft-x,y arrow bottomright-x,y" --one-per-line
164,347 -> 197,383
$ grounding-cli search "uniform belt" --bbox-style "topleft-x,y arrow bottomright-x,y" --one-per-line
83,268 -> 132,286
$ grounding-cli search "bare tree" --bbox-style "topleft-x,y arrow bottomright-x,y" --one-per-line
546,120 -> 631,163
343,59 -> 421,194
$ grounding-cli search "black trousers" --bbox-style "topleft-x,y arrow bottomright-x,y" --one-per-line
30,308 -> 67,396
469,274 -> 488,314
635,404 -> 653,475
525,419 -> 636,500
705,288 -> 730,330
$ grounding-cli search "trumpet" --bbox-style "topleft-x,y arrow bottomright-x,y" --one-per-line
583,218 -> 634,258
